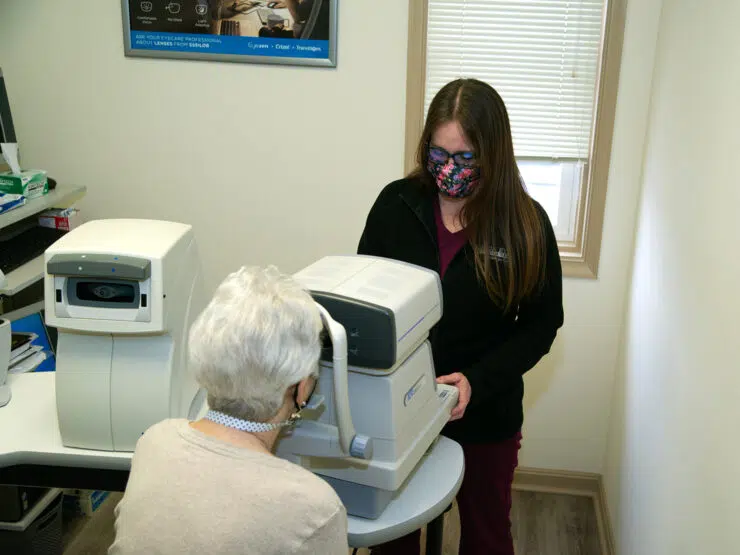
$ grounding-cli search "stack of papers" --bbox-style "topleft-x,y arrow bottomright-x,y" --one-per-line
9,332 -> 49,374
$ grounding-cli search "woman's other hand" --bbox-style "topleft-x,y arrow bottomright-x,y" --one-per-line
436,373 -> 471,421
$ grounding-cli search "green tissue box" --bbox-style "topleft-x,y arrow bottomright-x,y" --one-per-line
0,169 -> 48,199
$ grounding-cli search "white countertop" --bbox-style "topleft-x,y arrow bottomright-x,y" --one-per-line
0,372 -> 132,470
0,372 -> 465,547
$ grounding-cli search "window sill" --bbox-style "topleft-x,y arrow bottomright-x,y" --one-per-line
561,253 -> 598,279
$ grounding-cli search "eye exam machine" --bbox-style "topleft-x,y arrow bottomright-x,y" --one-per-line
277,255 -> 459,519
43,219 -> 205,452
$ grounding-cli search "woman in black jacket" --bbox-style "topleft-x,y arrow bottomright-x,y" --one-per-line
358,79 -> 564,555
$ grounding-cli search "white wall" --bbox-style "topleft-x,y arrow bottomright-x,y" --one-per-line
0,1 -> 409,286
0,0 -> 652,472
604,1 -> 740,553
519,0 -> 662,471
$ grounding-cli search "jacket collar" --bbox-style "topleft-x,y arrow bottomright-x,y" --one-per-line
398,178 -> 437,242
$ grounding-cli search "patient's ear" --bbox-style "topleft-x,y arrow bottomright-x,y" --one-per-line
295,376 -> 316,407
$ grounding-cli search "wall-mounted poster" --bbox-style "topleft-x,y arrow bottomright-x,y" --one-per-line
122,0 -> 337,67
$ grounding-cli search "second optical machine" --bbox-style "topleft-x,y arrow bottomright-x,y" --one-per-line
44,219 -> 206,452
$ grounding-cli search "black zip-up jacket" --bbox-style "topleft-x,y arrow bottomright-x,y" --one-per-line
357,178 -> 564,443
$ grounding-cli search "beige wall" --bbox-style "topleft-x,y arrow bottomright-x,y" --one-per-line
0,1 -> 410,283
604,0 -> 740,552
519,0 -> 661,471
0,0 -> 652,473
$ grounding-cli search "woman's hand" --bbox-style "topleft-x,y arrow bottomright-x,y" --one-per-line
436,373 -> 472,421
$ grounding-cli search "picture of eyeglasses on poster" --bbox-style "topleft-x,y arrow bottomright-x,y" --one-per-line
122,0 -> 337,67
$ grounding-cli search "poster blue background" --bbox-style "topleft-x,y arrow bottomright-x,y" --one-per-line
131,31 -> 328,59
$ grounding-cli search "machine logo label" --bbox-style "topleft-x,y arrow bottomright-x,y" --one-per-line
404,375 -> 426,407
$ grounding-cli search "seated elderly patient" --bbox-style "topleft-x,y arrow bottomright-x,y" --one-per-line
109,266 -> 348,555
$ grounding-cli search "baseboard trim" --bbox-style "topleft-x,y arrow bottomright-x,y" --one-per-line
513,467 -> 614,555
514,467 -> 601,495
598,475 -> 616,555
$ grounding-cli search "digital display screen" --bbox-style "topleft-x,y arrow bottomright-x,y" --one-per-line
76,282 -> 136,304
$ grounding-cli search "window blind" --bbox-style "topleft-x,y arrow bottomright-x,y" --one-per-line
425,0 -> 606,160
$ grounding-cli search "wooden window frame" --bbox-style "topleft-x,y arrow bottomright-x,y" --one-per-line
404,0 -> 628,279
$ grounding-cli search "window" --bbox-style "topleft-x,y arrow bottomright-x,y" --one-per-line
405,0 -> 627,277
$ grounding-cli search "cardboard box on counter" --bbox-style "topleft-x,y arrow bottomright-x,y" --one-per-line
0,193 -> 25,216
38,208 -> 81,231
0,170 -> 48,199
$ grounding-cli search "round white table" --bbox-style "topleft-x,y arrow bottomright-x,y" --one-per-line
347,435 -> 464,554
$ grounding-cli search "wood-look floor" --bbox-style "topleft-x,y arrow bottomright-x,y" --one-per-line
62,490 -> 601,555
511,491 -> 601,555
62,492 -> 120,555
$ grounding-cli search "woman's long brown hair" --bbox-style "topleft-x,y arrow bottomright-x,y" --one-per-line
411,78 -> 547,312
